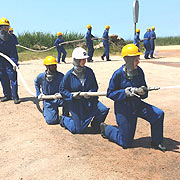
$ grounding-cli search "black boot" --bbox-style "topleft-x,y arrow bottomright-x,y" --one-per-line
151,141 -> 167,152
14,98 -> 21,104
101,56 -> 104,60
100,122 -> 108,138
0,96 -> 12,102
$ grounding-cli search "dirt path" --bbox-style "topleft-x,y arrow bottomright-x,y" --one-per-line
0,46 -> 180,180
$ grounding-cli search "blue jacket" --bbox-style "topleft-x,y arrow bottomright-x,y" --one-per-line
107,65 -> 148,114
103,30 -> 109,45
54,37 -> 65,51
59,67 -> 99,121
10,34 -> 19,65
150,31 -> 156,46
143,31 -> 151,45
0,34 -> 15,68
34,71 -> 64,97
133,33 -> 140,47
86,30 -> 94,46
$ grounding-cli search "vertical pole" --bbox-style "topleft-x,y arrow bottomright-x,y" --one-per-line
134,23 -> 136,35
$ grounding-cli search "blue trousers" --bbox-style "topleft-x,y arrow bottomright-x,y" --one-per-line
102,42 -> 110,60
57,47 -> 67,63
43,99 -> 69,125
0,68 -> 11,98
143,41 -> 151,59
61,101 -> 109,134
150,41 -> 155,58
5,62 -> 19,99
87,43 -> 94,61
105,101 -> 164,148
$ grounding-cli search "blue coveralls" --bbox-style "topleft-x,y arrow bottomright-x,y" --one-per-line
143,31 -> 151,59
133,32 -> 140,48
59,67 -> 109,134
86,29 -> 94,62
106,65 -> 164,148
102,29 -> 110,61
34,72 -> 69,125
150,31 -> 156,58
0,34 -> 18,99
54,37 -> 67,63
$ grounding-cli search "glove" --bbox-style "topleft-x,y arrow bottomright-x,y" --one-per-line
53,93 -> 60,100
13,65 -> 19,71
72,91 -> 81,99
37,93 -> 44,100
83,93 -> 90,99
135,86 -> 147,96
125,87 -> 135,97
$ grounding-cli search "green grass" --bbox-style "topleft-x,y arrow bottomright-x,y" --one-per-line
156,36 -> 180,46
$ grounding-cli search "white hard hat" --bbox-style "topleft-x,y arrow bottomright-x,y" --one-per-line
72,47 -> 89,59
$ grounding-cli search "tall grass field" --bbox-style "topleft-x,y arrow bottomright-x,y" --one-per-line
16,32 -> 180,62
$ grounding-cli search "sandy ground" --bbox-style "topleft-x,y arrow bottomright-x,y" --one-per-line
0,46 -> 180,180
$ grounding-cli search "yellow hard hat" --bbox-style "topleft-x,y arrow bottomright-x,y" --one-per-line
152,26 -> 155,30
0,17 -> 10,26
147,28 -> 151,31
9,27 -> 13,32
57,32 -> 62,36
136,29 -> 140,33
105,25 -> 110,29
87,24 -> 92,29
121,44 -> 142,58
43,56 -> 57,66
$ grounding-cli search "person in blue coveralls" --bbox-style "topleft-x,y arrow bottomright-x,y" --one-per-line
150,26 -> 156,58
101,25 -> 111,61
54,32 -> 67,63
34,56 -> 69,125
86,24 -> 95,62
143,28 -> 151,59
59,47 -> 109,134
100,44 -> 167,152
133,29 -> 141,48
0,17 -> 20,104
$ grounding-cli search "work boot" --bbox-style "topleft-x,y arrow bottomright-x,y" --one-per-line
14,98 -> 21,104
0,96 -> 12,102
100,122 -> 108,138
107,59 -> 111,61
101,56 -> 104,60
151,141 -> 167,152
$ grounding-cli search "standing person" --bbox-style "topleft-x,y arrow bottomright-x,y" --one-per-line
101,25 -> 111,61
133,29 -> 141,48
34,56 -> 69,125
0,17 -> 20,104
143,28 -> 151,59
150,26 -> 156,58
59,47 -> 109,134
100,44 -> 166,152
54,32 -> 67,63
86,24 -> 95,62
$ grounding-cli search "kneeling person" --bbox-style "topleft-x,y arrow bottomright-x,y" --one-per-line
34,56 -> 68,125
59,47 -> 109,133
101,44 -> 166,152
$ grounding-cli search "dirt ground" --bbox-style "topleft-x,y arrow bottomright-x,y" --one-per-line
0,45 -> 180,180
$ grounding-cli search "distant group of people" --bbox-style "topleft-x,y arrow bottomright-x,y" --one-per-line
0,17 -> 167,152
133,26 -> 156,59
54,25 -> 111,63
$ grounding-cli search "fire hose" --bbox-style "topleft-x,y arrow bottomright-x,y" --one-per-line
1,52 -> 180,100
17,37 -> 104,52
